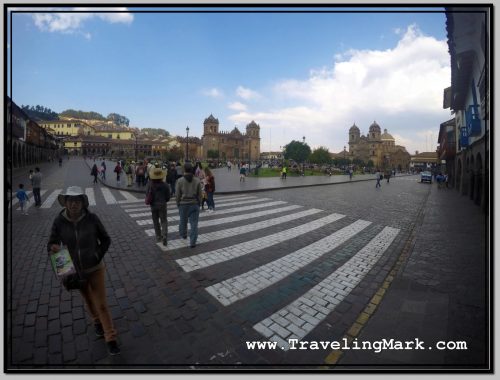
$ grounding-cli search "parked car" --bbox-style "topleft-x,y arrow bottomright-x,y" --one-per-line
420,171 -> 432,183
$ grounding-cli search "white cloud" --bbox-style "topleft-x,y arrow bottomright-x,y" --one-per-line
202,88 -> 223,98
236,86 -> 261,100
32,8 -> 133,34
230,24 -> 451,155
228,102 -> 247,111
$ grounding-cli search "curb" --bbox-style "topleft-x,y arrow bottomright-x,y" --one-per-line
83,159 -> 416,195
322,184 -> 431,367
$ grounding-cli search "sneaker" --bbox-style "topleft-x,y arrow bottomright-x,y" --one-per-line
190,244 -> 196,248
107,340 -> 121,356
94,323 -> 104,337
162,237 -> 167,246
181,234 -> 187,239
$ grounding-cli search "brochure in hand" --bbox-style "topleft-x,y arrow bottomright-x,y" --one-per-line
50,246 -> 76,278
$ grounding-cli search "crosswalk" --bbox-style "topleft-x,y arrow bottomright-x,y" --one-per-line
120,192 -> 401,351
10,186 -> 148,211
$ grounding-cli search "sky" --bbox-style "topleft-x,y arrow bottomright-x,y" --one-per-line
8,6 -> 453,155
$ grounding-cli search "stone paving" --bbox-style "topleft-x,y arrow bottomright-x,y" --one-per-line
6,157 -> 489,371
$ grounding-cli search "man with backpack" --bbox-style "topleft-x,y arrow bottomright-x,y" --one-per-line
113,162 -> 122,185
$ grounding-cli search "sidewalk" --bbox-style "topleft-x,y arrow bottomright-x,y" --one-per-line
334,183 -> 488,368
83,157 -> 415,194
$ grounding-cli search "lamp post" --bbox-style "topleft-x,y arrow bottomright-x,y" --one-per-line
302,136 -> 306,175
344,145 -> 347,173
185,126 -> 189,162
134,133 -> 138,163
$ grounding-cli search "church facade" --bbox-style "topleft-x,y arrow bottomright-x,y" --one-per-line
348,121 -> 411,171
201,114 -> 261,162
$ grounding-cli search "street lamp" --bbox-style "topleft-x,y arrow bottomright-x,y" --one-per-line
185,126 -> 189,162
134,133 -> 138,163
344,145 -> 347,173
302,136 -> 306,175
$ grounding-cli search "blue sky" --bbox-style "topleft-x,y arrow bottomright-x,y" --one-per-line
8,6 -> 452,155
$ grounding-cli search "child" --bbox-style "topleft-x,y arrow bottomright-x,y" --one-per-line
16,183 -> 30,215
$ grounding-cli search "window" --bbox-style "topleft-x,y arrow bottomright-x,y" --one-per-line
108,134 -> 112,139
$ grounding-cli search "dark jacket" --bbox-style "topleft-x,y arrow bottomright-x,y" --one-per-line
166,167 -> 177,184
206,175 -> 215,193
146,180 -> 171,207
47,209 -> 111,272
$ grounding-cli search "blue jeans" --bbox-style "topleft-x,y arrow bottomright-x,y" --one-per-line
178,203 -> 200,246
207,192 -> 215,210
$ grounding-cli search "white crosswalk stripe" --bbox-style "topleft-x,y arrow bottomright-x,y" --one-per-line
206,219 -> 372,306
15,190 -> 47,211
117,190 -> 141,203
11,191 -> 32,207
118,191 -> 401,344
100,187 -> 118,204
143,204 -> 303,237
40,189 -> 62,208
135,200 -> 285,225
85,188 -> 96,206
252,226 -> 400,350
175,212 -> 344,271
159,208 -> 323,252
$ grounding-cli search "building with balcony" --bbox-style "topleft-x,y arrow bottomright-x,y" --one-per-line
444,7 -> 489,210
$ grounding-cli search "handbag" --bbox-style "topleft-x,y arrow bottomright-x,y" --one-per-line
62,272 -> 88,291
145,184 -> 154,205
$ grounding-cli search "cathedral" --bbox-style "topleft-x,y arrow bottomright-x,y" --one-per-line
348,121 -> 411,171
201,114 -> 261,161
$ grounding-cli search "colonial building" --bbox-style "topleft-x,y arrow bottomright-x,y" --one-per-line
201,114 -> 261,161
348,121 -> 411,171
409,151 -> 439,171
39,120 -> 96,137
443,7 -> 489,210
7,97 -> 62,169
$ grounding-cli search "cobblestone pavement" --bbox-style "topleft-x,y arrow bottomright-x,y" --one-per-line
6,157 -> 489,370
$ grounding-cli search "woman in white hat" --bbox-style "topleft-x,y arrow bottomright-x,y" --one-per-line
47,186 -> 120,355
145,167 -> 171,246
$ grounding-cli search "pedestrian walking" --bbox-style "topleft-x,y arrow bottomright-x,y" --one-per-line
32,167 -> 42,206
240,164 -> 246,182
176,163 -> 202,248
167,163 -> 177,195
47,186 -> 119,356
227,160 -> 231,172
16,183 -> 30,215
124,162 -> 133,187
175,161 -> 183,181
349,168 -> 353,180
204,167 -> 216,212
28,169 -> 34,187
135,162 -> 146,186
100,161 -> 107,180
58,157 -> 63,167
386,170 -> 391,183
113,162 -> 122,185
281,166 -> 287,179
375,169 -> 382,188
91,163 -> 99,184
146,167 -> 171,246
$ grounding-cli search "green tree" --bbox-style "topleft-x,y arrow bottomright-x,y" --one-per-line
107,113 -> 130,126
207,149 -> 219,159
367,160 -> 374,168
309,147 -> 331,164
284,140 -> 311,164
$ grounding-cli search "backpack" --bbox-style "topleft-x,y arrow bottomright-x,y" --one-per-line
145,185 -> 154,205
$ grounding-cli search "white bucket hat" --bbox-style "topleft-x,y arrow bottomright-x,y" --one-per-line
57,186 -> 89,208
